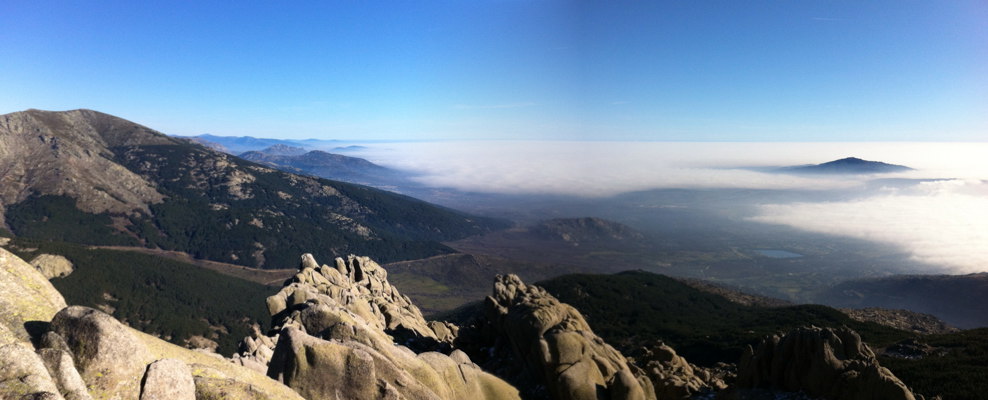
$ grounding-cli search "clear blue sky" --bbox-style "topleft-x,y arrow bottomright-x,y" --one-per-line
2,1 -> 985,141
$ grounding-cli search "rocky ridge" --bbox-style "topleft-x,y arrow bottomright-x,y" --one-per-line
1,244 -> 923,400
451,274 -> 729,400
737,326 -> 919,400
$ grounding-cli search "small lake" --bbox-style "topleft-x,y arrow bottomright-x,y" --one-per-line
753,249 -> 804,259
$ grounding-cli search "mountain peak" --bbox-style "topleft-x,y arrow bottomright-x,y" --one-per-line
781,157 -> 912,175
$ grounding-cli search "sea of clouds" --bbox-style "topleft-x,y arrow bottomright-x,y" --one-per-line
344,141 -> 988,274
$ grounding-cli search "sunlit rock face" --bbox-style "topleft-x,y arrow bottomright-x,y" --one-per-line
244,253 -> 520,400
0,248 -> 303,400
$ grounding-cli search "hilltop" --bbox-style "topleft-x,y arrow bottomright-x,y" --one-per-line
780,157 -> 913,174
239,147 -> 406,188
0,109 -> 508,267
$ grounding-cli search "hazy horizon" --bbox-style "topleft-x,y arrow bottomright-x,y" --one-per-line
325,140 -> 988,275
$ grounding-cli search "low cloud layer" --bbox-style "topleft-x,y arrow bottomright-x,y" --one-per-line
751,180 -> 988,274
346,141 -> 988,197
342,141 -> 988,273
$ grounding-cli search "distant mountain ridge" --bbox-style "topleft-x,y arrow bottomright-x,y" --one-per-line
254,144 -> 307,156
814,272 -> 988,329
177,134 -> 330,154
0,109 -> 507,267
780,157 -> 913,174
239,148 -> 404,187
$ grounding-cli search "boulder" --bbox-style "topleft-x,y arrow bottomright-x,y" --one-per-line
50,306 -> 152,399
0,344 -> 64,400
37,348 -> 92,400
0,248 -> 67,347
737,326 -> 916,400
637,342 -> 726,399
0,249 -> 303,400
139,359 -> 195,400
30,254 -> 75,279
473,274 -> 656,400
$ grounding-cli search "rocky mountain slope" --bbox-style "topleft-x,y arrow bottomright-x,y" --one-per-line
0,246 -> 930,400
0,109 -> 507,267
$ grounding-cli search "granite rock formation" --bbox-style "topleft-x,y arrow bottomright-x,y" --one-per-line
464,273 -> 657,400
243,253 -> 521,400
0,248 -> 67,348
0,243 -> 934,400
0,247 -> 304,400
637,342 -> 728,399
30,254 -> 75,279
737,326 -> 916,400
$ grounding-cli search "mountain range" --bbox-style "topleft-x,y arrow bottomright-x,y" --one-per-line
0,109 -> 507,268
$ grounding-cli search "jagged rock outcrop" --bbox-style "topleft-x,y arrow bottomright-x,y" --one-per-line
0,248 -> 67,348
469,274 -> 657,400
737,326 -> 916,400
30,254 -> 75,279
637,342 -> 727,398
248,253 -> 521,400
265,253 -> 444,348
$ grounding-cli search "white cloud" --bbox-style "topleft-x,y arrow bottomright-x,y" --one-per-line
751,180 -> 988,273
351,141 -> 896,196
345,141 -> 988,273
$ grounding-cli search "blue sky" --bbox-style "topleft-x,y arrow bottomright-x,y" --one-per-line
1,1 -> 985,141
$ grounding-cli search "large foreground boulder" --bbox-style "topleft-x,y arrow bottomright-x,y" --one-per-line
0,344 -> 64,400
0,248 -> 67,348
44,305 -> 306,400
0,249 -> 304,400
737,326 -> 916,400
50,306 -> 153,398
